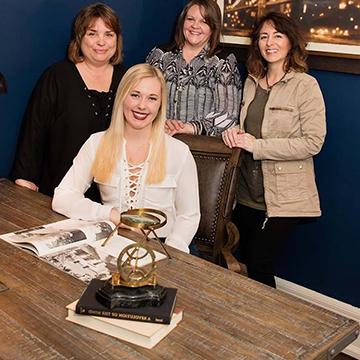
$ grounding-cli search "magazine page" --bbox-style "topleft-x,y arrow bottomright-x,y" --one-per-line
43,234 -> 167,283
0,219 -> 114,257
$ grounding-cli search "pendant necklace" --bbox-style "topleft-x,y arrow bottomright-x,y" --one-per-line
177,83 -> 184,92
265,72 -> 287,93
176,65 -> 186,92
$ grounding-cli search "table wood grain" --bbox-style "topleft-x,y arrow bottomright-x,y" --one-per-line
0,179 -> 358,359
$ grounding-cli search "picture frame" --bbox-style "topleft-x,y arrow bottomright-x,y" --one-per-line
217,0 -> 360,57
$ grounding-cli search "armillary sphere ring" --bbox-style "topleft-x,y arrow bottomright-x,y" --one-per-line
102,208 -> 170,259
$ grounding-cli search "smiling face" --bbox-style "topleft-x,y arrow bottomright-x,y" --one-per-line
80,17 -> 117,65
123,77 -> 162,133
183,5 -> 211,50
258,21 -> 291,69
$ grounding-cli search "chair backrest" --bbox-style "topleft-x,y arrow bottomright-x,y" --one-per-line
175,134 -> 241,263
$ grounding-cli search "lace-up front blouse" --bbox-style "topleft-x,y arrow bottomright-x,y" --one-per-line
52,132 -> 200,253
119,141 -> 148,212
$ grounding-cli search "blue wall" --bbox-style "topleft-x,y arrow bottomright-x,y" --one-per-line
1,1 -> 359,306
0,0 -> 184,177
276,69 -> 360,306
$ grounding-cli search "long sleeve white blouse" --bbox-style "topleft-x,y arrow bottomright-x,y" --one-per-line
52,132 -> 200,253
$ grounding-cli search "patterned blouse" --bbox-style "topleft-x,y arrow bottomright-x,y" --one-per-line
146,45 -> 242,136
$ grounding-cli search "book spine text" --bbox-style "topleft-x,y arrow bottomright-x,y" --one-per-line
76,307 -> 170,324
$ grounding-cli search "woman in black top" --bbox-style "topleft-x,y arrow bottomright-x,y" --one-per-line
12,3 -> 125,197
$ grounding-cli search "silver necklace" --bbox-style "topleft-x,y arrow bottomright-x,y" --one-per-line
176,65 -> 186,92
265,72 -> 287,93
177,83 -> 185,92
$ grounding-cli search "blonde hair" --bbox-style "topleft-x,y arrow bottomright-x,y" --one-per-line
92,64 -> 167,184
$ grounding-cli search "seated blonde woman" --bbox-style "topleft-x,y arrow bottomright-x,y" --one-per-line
52,64 -> 200,253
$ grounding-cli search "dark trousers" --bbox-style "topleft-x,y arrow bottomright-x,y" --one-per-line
232,204 -> 299,288
189,240 -> 201,257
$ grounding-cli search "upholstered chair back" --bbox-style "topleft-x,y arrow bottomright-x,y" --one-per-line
175,134 -> 241,264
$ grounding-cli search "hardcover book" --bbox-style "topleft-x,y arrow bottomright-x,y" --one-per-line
66,300 -> 183,349
76,278 -> 177,324
0,219 -> 166,283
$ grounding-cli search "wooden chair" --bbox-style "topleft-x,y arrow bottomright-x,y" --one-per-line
175,134 -> 245,274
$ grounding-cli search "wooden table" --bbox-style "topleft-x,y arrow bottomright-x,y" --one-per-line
0,179 -> 358,359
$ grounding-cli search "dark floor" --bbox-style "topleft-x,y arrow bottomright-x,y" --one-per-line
335,353 -> 355,359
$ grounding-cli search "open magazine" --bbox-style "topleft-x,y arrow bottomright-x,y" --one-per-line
0,219 -> 167,283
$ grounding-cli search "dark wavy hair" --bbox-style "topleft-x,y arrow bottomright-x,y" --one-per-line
247,12 -> 308,78
173,0 -> 221,57
68,3 -> 123,65
0,72 -> 7,94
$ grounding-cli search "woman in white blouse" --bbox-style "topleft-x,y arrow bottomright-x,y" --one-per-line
52,63 -> 200,253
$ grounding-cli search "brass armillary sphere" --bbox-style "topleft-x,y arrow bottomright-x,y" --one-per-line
101,208 -> 169,288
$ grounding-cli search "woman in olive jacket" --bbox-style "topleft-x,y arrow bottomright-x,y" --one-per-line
222,12 -> 326,287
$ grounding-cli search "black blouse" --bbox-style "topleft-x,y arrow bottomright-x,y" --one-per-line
11,60 -> 126,196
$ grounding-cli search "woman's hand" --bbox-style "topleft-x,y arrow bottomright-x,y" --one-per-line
110,207 -> 121,225
236,133 -> 256,153
165,119 -> 195,136
222,127 -> 242,148
110,208 -> 142,234
15,179 -> 39,192
222,129 -> 256,153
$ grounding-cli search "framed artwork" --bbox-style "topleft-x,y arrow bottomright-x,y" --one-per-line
217,0 -> 360,57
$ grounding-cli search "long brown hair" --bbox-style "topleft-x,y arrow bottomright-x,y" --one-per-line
247,12 -> 308,78
174,0 -> 221,57
68,3 -> 123,65
92,64 -> 167,184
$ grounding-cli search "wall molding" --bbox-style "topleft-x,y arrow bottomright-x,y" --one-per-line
276,277 -> 360,359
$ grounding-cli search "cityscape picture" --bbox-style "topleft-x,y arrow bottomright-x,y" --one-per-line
218,0 -> 360,54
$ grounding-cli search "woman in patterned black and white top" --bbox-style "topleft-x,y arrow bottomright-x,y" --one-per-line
146,0 -> 242,137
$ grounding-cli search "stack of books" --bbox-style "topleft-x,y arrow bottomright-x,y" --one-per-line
66,279 -> 182,349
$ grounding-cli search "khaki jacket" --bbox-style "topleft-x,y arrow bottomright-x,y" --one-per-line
240,72 -> 326,217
